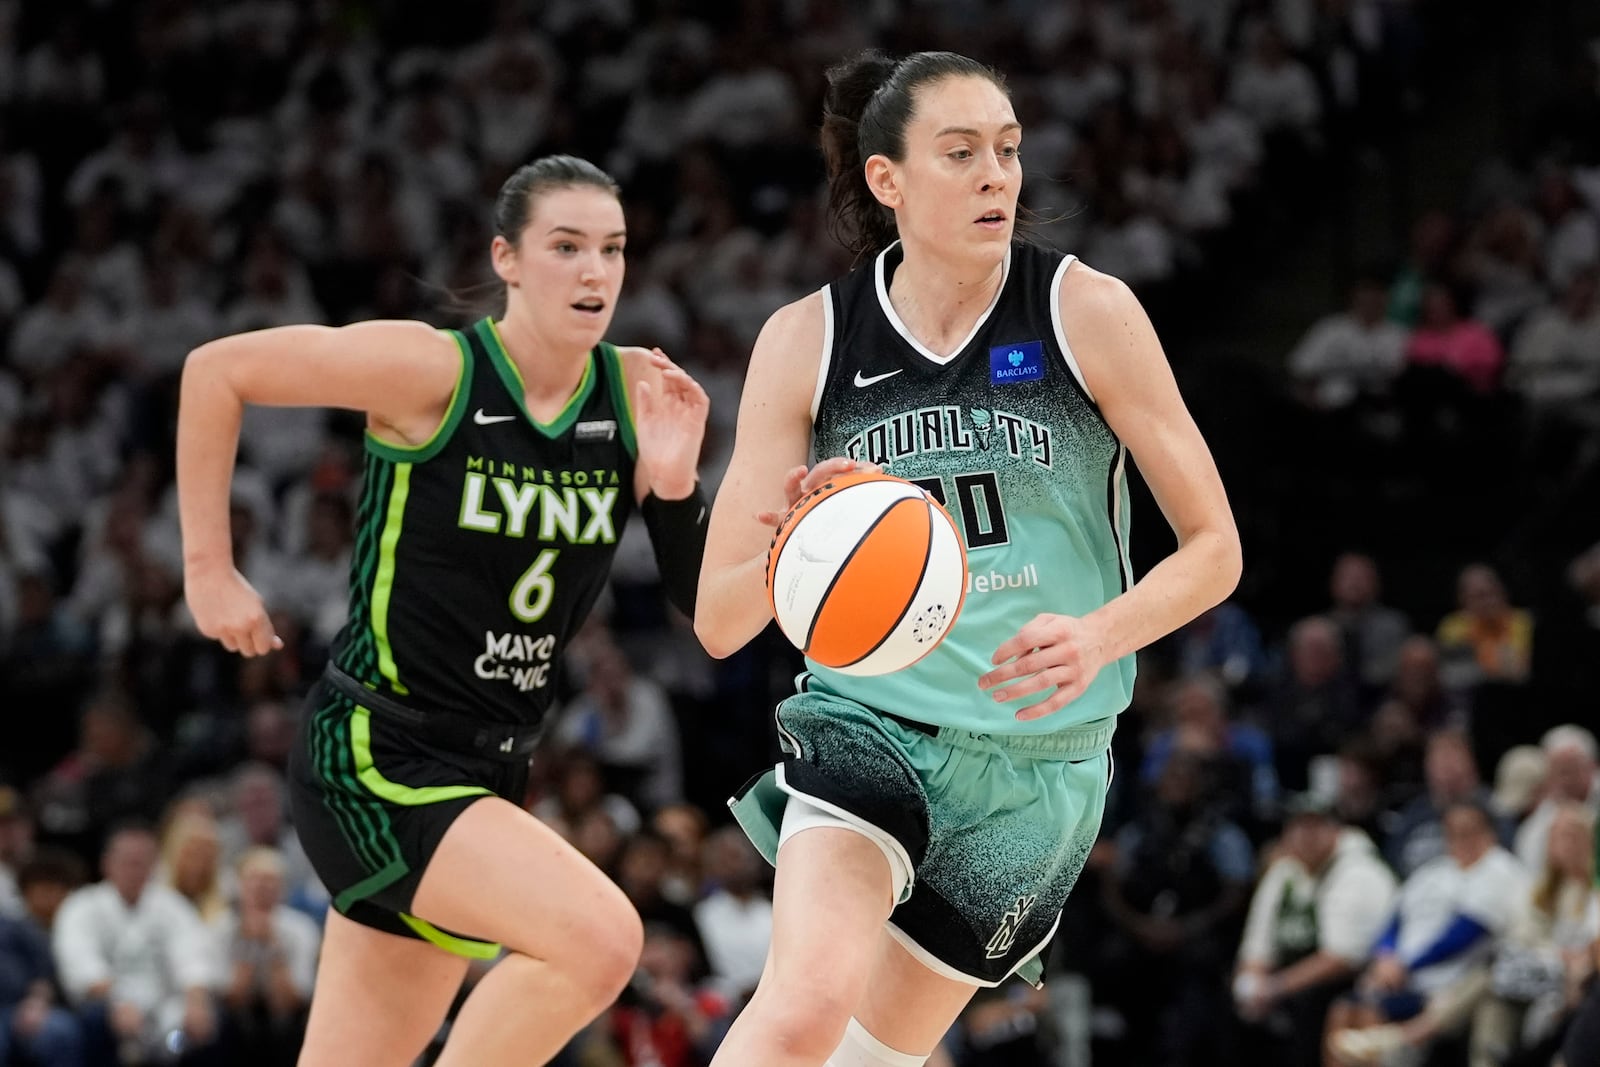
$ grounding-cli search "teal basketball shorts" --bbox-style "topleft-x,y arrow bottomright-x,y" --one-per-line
729,679 -> 1115,988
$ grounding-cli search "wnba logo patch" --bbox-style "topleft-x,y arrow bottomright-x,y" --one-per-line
989,340 -> 1044,385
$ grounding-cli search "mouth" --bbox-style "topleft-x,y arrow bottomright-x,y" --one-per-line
975,210 -> 1009,230
570,298 -> 606,316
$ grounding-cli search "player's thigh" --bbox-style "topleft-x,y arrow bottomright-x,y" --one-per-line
410,796 -> 642,983
758,826 -> 898,1018
854,929 -> 979,1056
299,909 -> 470,1067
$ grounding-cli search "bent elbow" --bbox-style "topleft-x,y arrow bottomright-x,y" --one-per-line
693,612 -> 738,660
1217,530 -> 1244,600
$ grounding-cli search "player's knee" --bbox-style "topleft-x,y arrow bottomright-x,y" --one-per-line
588,905 -> 645,1001
756,983 -> 858,1060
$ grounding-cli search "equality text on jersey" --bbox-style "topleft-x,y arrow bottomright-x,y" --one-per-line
842,405 -> 1054,471
456,455 -> 623,543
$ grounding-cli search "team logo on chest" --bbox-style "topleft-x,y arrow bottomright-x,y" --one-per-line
456,456 -> 621,543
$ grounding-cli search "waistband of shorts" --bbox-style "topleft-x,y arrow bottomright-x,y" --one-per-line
880,710 -> 1115,761
323,665 -> 544,762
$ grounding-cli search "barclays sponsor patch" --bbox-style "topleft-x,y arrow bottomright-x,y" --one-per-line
989,340 -> 1044,385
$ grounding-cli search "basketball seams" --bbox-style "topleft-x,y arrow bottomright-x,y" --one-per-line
805,496 -> 931,664
830,498 -> 935,668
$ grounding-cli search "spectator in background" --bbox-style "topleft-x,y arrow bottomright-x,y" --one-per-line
555,634 -> 684,812
1386,730 -> 1501,878
1471,804 -> 1597,1067
1259,616 -> 1364,792
692,827 -> 771,1002
1490,744 -> 1550,829
15,849 -> 87,936
1138,675 -> 1278,831
1506,267 -> 1600,420
615,830 -> 704,953
1388,211 -> 1458,326
531,749 -> 642,841
158,809 -> 227,925
1172,601 -> 1268,691
1101,753 -> 1254,1067
651,804 -> 708,907
1514,726 -> 1599,873
607,923 -> 731,1067
212,848 -> 318,1067
215,765 -> 324,921
1330,801 -> 1525,1067
1436,563 -> 1534,687
29,692 -> 170,864
0,787 -> 33,918
1331,741 -> 1396,845
52,822 -> 220,1066
1380,635 -> 1454,731
1325,553 -> 1413,695
1235,793 -> 1397,1067
0,851 -> 85,1067
1404,282 -> 1505,395
1287,278 -> 1408,410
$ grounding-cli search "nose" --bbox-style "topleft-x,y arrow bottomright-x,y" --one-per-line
979,150 -> 1009,193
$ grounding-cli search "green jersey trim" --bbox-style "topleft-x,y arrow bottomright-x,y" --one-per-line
600,343 -> 638,458
349,707 -> 494,806
332,858 -> 409,914
477,318 -> 596,438
372,463 -> 412,695
364,330 -> 474,463
398,914 -> 502,959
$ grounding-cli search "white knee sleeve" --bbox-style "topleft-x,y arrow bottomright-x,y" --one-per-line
824,1018 -> 929,1067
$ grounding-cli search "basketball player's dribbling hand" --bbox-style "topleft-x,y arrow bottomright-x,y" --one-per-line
185,564 -> 283,657
979,613 -> 1110,720
634,348 -> 710,499
755,457 -> 879,526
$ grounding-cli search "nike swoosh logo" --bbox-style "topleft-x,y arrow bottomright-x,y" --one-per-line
474,409 -> 518,425
853,369 -> 903,387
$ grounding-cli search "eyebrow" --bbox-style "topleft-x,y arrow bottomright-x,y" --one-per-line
546,226 -> 628,238
935,123 -> 1022,138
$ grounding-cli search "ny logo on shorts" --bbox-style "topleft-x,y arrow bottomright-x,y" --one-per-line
985,893 -> 1038,959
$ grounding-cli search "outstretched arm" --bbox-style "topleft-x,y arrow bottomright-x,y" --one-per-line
178,320 -> 459,655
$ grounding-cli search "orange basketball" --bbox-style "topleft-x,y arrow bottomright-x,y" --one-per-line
766,470 -> 968,676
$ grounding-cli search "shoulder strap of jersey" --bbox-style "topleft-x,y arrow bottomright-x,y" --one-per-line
362,328 -> 474,464
597,342 -> 638,460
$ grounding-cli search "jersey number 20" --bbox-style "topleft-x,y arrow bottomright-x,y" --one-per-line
910,472 -> 1009,549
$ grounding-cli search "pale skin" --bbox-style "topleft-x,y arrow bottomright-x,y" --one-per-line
697,74 -> 1240,1065
176,183 -> 708,1067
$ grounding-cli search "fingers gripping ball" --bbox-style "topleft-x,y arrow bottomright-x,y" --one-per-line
766,471 -> 968,676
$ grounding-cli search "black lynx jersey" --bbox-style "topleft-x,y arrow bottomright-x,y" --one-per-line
332,317 -> 637,728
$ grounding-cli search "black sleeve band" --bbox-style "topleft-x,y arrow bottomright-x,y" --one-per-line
641,484 -> 710,616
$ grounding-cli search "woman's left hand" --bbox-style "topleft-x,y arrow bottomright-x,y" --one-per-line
635,348 -> 710,499
979,613 -> 1109,721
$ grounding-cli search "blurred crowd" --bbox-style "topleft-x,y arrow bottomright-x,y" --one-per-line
0,1 -> 1596,1066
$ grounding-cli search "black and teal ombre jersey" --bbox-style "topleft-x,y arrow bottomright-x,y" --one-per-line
807,241 -> 1135,731
333,317 -> 637,727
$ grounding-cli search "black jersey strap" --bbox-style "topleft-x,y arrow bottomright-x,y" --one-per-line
323,665 -> 545,762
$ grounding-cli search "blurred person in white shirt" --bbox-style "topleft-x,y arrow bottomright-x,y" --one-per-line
1515,726 -> 1599,875
1235,793 -> 1398,1067
52,822 -> 221,1064
1288,276 -> 1408,410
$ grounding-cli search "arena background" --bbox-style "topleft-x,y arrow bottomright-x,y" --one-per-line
1,1 -> 1598,1065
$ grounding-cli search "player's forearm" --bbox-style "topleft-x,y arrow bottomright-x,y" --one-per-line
177,345 -> 246,571
694,554 -> 773,658
1084,527 -> 1241,662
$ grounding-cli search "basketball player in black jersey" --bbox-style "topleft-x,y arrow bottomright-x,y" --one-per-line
176,156 -> 710,1066
698,52 -> 1240,1067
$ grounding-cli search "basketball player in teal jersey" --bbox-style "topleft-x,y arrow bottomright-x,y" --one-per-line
697,52 -> 1243,1067
176,156 -> 711,1066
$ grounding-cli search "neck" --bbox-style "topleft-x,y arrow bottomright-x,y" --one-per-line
887,241 -> 1007,352
495,308 -> 592,400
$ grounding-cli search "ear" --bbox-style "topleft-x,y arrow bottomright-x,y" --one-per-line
490,235 -> 519,288
864,154 -> 902,211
